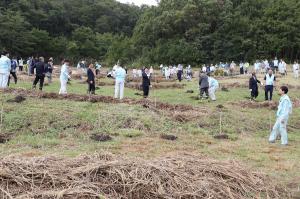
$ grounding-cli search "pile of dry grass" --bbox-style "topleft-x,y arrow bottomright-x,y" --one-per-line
0,153 -> 290,199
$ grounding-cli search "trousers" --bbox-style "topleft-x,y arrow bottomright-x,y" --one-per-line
8,72 -> 17,86
33,75 -> 45,90
265,85 -> 273,101
209,87 -> 217,101
200,87 -> 209,99
269,117 -> 288,145
88,82 -> 95,94
59,79 -> 68,94
115,80 -> 124,99
0,73 -> 9,88
143,85 -> 150,97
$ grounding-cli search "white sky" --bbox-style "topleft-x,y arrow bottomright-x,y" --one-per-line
117,0 -> 158,6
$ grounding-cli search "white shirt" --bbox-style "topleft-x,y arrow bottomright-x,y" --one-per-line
293,64 -> 299,72
19,59 -> 24,66
274,59 -> 279,67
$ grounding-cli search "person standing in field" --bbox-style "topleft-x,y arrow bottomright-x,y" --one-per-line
149,66 -> 154,77
269,86 -> 292,146
142,67 -> 151,98
87,63 -> 96,95
177,64 -> 183,82
32,57 -> 46,91
95,62 -> 101,76
45,58 -> 53,84
244,62 -> 249,74
239,61 -> 244,75
293,61 -> 299,79
59,60 -> 71,95
229,61 -> 236,75
30,57 -> 38,76
273,57 -> 279,73
165,66 -> 171,80
278,59 -> 285,76
0,51 -> 11,88
254,60 -> 260,74
18,58 -> 24,72
8,58 -> 18,86
249,72 -> 262,100
199,71 -> 209,99
264,69 -> 276,101
114,63 -> 126,100
208,74 -> 219,101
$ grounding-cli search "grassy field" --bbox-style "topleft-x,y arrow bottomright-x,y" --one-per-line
1,69 -> 300,196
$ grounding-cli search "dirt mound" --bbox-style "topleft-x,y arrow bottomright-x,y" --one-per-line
97,82 -> 114,86
90,133 -> 112,142
231,100 -> 278,110
214,134 -> 229,140
221,87 -> 229,92
160,134 -> 177,140
6,95 -> 26,103
222,82 -> 248,89
0,133 -> 12,143
0,154 -> 290,199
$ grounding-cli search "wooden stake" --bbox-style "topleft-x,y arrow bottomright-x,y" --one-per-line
219,111 -> 222,134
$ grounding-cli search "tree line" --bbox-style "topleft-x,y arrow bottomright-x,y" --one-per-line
1,0 -> 300,66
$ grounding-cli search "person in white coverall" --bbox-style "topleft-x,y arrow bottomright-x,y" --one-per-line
0,51 -> 11,88
208,75 -> 219,101
59,60 -> 71,95
114,64 -> 126,99
269,86 -> 292,146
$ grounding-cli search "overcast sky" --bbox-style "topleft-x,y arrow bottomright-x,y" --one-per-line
116,0 -> 158,6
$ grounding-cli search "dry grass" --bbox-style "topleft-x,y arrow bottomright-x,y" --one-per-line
0,153 -> 291,199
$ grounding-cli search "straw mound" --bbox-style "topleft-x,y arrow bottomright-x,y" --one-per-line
0,153 -> 290,199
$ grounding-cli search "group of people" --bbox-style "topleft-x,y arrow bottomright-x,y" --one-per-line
160,64 -> 193,81
0,51 -> 295,146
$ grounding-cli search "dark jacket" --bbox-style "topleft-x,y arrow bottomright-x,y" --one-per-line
142,71 -> 151,87
87,68 -> 95,83
33,61 -> 46,76
11,60 -> 18,72
45,62 -> 53,73
249,76 -> 261,90
199,73 -> 209,88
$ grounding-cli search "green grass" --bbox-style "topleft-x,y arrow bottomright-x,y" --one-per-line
2,71 -> 300,194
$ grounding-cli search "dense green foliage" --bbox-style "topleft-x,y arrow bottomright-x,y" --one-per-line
1,0 -> 300,65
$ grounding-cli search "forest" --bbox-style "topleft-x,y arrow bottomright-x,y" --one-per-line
0,0 -> 300,66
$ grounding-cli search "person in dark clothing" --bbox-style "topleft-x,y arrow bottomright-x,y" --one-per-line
45,58 -> 53,84
87,63 -> 96,95
30,57 -> 38,76
249,72 -> 261,100
199,71 -> 209,99
142,67 -> 151,98
32,57 -> 46,90
8,59 -> 18,86
264,69 -> 276,101
177,64 -> 183,82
